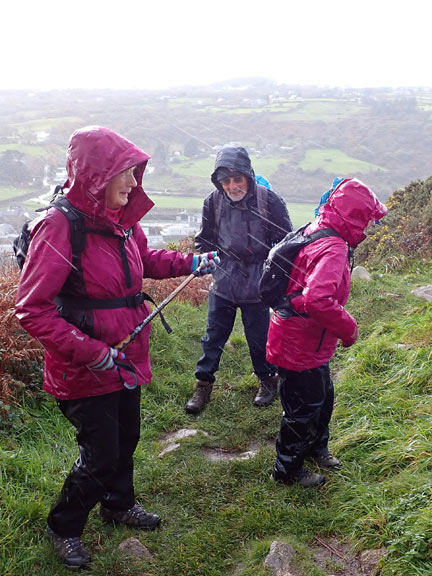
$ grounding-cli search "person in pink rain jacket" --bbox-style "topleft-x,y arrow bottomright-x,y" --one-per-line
15,126 -> 217,569
267,178 -> 387,488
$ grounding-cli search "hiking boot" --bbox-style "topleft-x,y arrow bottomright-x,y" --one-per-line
253,374 -> 279,407
100,503 -> 161,530
271,467 -> 325,488
46,525 -> 91,569
185,380 -> 213,414
312,451 -> 341,471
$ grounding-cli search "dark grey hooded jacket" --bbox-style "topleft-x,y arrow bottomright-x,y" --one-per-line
195,146 -> 293,303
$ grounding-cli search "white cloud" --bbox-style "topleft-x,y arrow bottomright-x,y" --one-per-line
3,0 -> 431,89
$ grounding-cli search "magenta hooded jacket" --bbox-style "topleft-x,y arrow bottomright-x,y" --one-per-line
266,178 -> 387,372
16,126 -> 194,400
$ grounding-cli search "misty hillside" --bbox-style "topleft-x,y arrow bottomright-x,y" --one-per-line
0,80 -> 431,207
0,176 -> 431,576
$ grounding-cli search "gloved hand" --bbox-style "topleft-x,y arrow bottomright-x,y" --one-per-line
342,324 -> 359,348
191,251 -> 220,275
89,348 -> 125,371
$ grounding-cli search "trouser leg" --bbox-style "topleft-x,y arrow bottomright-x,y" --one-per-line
274,365 -> 328,478
308,363 -> 334,456
240,302 -> 276,379
48,388 -> 140,537
195,292 -> 237,383
100,387 -> 141,510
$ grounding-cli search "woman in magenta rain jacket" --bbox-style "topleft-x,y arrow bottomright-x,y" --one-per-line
267,178 -> 387,488
15,126 -> 215,569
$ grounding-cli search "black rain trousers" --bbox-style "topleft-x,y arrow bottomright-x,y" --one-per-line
47,387 -> 141,537
274,363 -> 333,479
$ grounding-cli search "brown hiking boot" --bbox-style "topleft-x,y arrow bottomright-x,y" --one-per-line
271,467 -> 325,488
185,380 -> 213,414
312,451 -> 342,470
100,503 -> 160,530
46,525 -> 91,569
253,374 -> 279,407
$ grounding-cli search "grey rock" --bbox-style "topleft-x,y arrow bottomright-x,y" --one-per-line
412,285 -> 432,302
352,266 -> 372,281
359,547 -> 386,574
118,537 -> 154,560
264,541 -> 297,576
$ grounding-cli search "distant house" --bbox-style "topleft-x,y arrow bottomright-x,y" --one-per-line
175,210 -> 201,225
53,168 -> 68,183
160,222 -> 198,243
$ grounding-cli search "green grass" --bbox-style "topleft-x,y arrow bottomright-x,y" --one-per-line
0,186 -> 34,200
1,264 -> 432,575
300,148 -> 387,174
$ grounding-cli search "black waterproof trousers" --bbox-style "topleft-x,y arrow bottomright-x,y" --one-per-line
47,387 -> 141,537
195,291 -> 276,383
274,363 -> 334,479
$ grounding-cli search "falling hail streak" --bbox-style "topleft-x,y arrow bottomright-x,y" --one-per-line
43,239 -> 78,271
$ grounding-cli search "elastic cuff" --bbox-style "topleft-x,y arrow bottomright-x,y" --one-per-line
88,348 -> 109,369
191,254 -> 199,272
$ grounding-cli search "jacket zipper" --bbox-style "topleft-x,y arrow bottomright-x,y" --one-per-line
315,329 -> 326,353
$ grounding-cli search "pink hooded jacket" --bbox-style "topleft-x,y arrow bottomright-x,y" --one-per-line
16,126 -> 194,399
266,178 -> 387,372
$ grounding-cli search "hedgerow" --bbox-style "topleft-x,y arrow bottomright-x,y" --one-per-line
356,176 -> 432,269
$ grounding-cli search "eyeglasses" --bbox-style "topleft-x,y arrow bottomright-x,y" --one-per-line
220,175 -> 246,187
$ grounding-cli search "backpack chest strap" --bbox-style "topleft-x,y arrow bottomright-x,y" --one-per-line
55,291 -> 172,333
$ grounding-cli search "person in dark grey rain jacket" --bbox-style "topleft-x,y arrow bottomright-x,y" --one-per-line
185,145 -> 293,414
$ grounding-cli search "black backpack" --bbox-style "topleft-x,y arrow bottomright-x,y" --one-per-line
13,186 -> 173,332
259,223 -> 342,314
13,186 -> 86,270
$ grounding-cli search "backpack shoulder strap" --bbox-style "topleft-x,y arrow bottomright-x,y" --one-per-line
305,227 -> 341,242
51,196 -> 87,259
256,184 -> 269,219
213,189 -> 223,230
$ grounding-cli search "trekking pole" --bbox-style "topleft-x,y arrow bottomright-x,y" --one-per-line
115,268 -> 202,352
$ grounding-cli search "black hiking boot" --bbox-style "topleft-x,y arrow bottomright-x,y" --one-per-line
311,451 -> 341,470
46,525 -> 91,570
100,503 -> 161,530
185,380 -> 213,414
271,467 -> 325,488
253,374 -> 279,407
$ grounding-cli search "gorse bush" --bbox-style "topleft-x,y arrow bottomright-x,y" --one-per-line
357,176 -> 432,269
0,262 -> 43,412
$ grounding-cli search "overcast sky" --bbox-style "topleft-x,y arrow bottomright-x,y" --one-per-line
2,0 -> 430,90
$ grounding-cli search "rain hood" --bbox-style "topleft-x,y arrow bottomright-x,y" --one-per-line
65,125 -> 154,225
319,178 -> 388,247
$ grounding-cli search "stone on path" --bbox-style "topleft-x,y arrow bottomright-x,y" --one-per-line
412,285 -> 432,302
118,537 -> 154,561
352,266 -> 372,281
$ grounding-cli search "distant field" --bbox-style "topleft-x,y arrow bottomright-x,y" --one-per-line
149,194 -> 315,228
196,99 -> 363,121
11,116 -> 83,132
300,148 -> 387,173
0,186 -> 33,200
168,155 -> 289,181
0,144 -> 47,157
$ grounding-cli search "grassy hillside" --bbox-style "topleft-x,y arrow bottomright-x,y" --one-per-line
1,179 -> 431,575
1,85 -> 432,203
